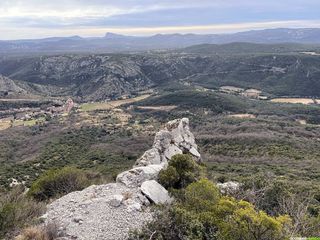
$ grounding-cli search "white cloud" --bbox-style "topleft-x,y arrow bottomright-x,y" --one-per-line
0,0 -> 266,20
0,0 -> 320,39
1,3 -> 145,19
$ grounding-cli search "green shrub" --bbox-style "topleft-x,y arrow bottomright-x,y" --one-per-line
28,167 -> 90,201
130,179 -> 291,240
259,180 -> 292,215
158,154 -> 204,189
0,186 -> 45,238
221,201 -> 291,240
184,178 -> 220,212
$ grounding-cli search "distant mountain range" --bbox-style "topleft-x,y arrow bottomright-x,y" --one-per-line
1,28 -> 320,54
1,42 -> 320,101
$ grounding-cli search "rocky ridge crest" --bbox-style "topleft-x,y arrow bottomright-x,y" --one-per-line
44,118 -> 200,240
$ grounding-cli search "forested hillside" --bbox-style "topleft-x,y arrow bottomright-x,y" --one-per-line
0,43 -> 320,101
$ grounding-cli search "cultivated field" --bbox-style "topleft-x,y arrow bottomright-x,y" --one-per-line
136,105 -> 177,111
0,120 -> 11,130
228,114 -> 256,119
80,95 -> 151,111
270,98 -> 319,105
0,99 -> 41,102
0,118 -> 45,131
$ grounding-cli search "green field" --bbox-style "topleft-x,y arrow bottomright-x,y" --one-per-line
80,95 -> 150,111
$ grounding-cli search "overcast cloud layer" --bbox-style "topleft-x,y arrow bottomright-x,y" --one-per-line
1,0 -> 320,39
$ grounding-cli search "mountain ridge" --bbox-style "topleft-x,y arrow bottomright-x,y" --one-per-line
1,42 -> 320,101
1,28 -> 320,54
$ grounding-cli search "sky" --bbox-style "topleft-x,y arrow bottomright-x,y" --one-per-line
1,0 -> 320,40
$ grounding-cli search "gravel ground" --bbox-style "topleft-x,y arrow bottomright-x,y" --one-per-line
45,183 -> 153,240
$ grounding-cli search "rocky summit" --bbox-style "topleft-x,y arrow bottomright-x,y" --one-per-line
44,118 -> 200,240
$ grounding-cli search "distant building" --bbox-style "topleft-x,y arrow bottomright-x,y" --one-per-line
258,96 -> 269,100
243,89 -> 262,98
64,98 -> 75,113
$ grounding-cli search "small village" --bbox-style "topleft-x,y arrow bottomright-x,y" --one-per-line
0,98 -> 75,130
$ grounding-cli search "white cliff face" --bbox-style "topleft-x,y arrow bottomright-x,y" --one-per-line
44,118 -> 200,240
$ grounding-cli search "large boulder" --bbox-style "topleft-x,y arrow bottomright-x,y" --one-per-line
116,164 -> 164,188
141,180 -> 172,205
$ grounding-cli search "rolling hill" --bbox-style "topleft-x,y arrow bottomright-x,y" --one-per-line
0,42 -> 320,100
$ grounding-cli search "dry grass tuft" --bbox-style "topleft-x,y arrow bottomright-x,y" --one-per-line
15,223 -> 60,240
122,191 -> 133,200
15,226 -> 46,240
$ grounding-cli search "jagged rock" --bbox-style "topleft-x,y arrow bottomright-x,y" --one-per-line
168,118 -> 198,154
116,164 -> 164,188
136,148 -> 161,166
135,118 -> 201,167
164,144 -> 183,160
189,147 -> 201,158
153,130 -> 173,152
141,180 -> 172,205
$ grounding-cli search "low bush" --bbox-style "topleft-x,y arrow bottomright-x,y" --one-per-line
0,186 -> 45,238
28,167 -> 91,201
239,176 -> 320,237
158,154 -> 204,189
130,179 -> 291,240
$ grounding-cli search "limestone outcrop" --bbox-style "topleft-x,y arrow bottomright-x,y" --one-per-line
44,118 -> 200,240
135,118 -> 200,167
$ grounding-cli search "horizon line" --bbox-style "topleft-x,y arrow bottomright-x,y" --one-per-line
1,20 -> 320,41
